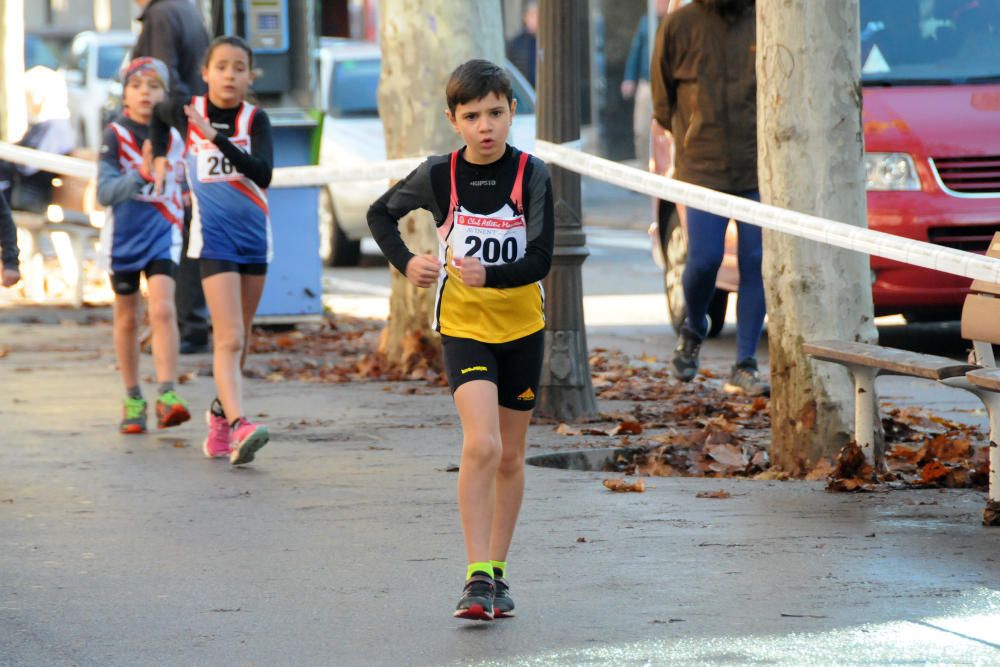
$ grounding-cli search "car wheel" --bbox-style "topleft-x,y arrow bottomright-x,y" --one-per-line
662,209 -> 728,339
319,188 -> 361,267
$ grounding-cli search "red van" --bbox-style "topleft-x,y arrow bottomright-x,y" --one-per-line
650,0 -> 1000,336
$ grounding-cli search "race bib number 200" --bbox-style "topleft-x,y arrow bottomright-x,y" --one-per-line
451,212 -> 527,266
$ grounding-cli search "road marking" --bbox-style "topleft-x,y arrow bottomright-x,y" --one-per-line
323,290 -> 670,328
585,229 -> 651,251
323,276 -> 391,297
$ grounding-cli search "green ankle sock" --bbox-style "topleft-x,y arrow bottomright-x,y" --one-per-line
466,562 -> 493,580
491,560 -> 507,579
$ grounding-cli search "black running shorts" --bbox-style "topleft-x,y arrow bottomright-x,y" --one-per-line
199,259 -> 268,279
441,329 -> 544,411
111,259 -> 177,295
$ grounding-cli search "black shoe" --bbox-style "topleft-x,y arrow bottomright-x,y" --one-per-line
453,574 -> 494,621
179,339 -> 210,355
723,358 -> 770,397
672,328 -> 703,382
492,577 -> 515,618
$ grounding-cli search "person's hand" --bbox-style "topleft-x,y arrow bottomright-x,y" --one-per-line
140,139 -> 154,181
2,267 -> 20,287
621,80 -> 637,99
651,119 -> 674,177
184,104 -> 217,141
152,156 -> 169,195
405,254 -> 442,288
453,256 -> 486,287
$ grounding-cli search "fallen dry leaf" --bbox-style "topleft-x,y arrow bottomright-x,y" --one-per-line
603,478 -> 646,493
556,423 -> 581,436
708,442 -> 748,465
805,457 -> 836,481
919,434 -> 971,463
831,441 -> 872,480
754,470 -> 791,481
696,489 -> 731,499
826,478 -> 877,492
919,460 -> 951,484
610,420 -> 643,436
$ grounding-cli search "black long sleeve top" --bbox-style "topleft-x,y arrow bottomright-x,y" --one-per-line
367,145 -> 554,289
150,97 -> 273,189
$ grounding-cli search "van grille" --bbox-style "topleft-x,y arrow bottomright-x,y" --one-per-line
927,224 -> 999,253
931,156 -> 1000,195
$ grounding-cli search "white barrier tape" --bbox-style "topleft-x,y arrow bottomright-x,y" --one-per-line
536,139 -> 1000,285
0,142 -> 425,189
0,142 -> 96,179
269,157 -> 424,188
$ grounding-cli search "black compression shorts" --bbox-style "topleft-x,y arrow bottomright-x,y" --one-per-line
111,259 -> 177,295
441,329 -> 544,411
199,259 -> 268,279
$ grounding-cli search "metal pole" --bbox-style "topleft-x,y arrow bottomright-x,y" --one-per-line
647,0 -> 656,71
535,0 -> 598,421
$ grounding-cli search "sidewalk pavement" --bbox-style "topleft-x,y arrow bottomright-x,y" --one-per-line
1,310 -> 998,666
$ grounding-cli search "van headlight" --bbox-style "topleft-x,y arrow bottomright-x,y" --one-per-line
864,153 -> 920,191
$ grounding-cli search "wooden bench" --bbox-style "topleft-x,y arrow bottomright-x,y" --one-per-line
801,341 -> 975,463
11,157 -> 101,307
805,232 -> 1000,525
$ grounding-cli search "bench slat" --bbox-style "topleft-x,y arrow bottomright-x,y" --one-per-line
966,367 -> 1000,392
803,340 -> 975,380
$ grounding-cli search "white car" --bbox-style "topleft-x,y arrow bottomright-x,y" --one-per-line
61,30 -> 135,153
317,38 -> 537,266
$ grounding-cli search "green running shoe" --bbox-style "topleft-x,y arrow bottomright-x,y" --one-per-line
156,390 -> 191,429
120,396 -> 147,434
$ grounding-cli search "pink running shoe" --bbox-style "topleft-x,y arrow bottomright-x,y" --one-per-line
202,411 -> 232,459
230,419 -> 269,466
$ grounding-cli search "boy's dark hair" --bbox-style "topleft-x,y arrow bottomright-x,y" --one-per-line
446,59 -> 513,114
203,35 -> 254,69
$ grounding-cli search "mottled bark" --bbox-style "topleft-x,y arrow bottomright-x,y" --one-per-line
757,0 -> 879,473
376,0 -> 504,366
0,0 -> 26,142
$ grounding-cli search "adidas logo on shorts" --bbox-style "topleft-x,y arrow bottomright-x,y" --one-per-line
516,388 -> 535,401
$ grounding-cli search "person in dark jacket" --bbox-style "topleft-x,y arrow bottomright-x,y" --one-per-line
133,0 -> 211,102
622,0 -> 675,167
133,0 -> 212,354
0,191 -> 19,288
506,1 -> 538,86
651,0 -> 769,397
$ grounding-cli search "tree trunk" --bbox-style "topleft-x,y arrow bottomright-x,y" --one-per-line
0,0 -> 26,142
376,0 -> 504,368
757,0 -> 879,474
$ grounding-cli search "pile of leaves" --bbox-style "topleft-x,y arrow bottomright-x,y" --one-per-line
576,351 -> 991,491
243,315 -> 446,385
825,406 -> 990,493
563,349 -> 773,479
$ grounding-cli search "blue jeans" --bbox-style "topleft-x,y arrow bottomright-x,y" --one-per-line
682,190 -> 765,362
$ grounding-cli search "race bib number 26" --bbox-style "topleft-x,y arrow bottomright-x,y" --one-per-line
196,138 -> 248,183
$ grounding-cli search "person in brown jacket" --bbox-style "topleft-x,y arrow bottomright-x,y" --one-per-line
651,0 -> 768,397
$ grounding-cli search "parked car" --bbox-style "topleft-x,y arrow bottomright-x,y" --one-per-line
649,0 -> 1000,335
316,38 -> 537,266
25,28 -> 75,71
60,30 -> 135,152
